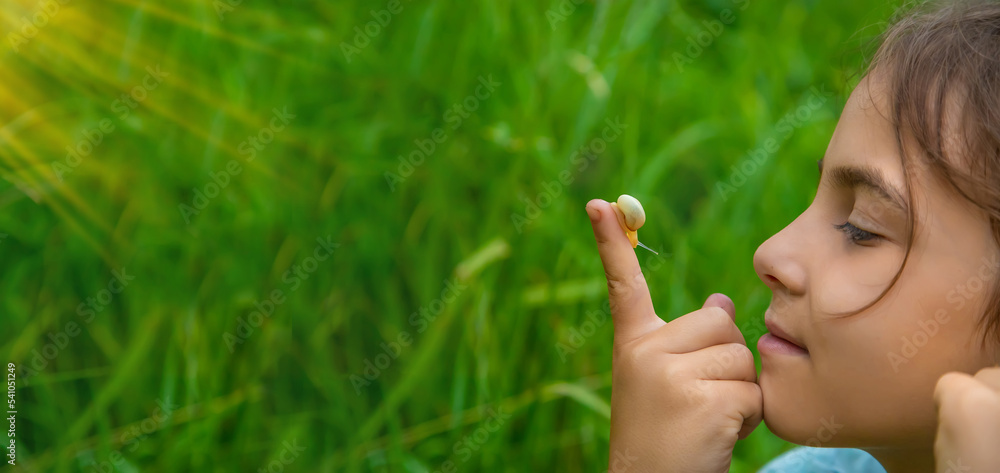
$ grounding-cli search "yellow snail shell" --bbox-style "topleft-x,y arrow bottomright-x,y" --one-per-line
610,194 -> 645,248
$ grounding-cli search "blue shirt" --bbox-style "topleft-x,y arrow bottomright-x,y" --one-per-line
758,447 -> 887,473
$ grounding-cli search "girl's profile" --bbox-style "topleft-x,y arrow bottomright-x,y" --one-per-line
587,1 -> 1000,471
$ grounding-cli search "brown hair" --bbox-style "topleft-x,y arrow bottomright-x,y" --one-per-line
865,0 -> 1000,349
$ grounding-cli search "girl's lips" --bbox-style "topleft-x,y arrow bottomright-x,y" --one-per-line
760,317 -> 809,356
758,333 -> 810,356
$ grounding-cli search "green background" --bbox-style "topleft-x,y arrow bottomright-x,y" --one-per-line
0,0 -> 900,471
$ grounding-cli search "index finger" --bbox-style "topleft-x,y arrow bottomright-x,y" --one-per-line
586,199 -> 660,343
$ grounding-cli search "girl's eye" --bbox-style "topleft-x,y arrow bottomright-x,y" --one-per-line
833,221 -> 881,244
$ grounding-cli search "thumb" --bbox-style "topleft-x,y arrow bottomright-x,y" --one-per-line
701,293 -> 759,439
702,293 -> 735,321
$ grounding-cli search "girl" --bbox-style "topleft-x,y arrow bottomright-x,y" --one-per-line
586,1 -> 1000,471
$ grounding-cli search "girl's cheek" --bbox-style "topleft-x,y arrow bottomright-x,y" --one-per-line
793,202 -> 897,316
811,251 -> 902,316
829,251 -> 995,379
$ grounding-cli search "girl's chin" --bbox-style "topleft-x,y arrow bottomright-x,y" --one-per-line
760,406 -> 849,447
757,369 -> 842,446
760,369 -> 938,450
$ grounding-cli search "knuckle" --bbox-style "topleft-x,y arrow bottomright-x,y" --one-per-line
606,269 -> 645,300
682,382 -> 710,405
935,372 -> 965,400
703,388 -> 731,412
662,357 -> 687,382
606,278 -> 630,302
974,365 -> 1000,379
954,385 -> 1000,417
619,339 -> 652,369
608,282 -> 649,319
936,374 -> 999,423
728,343 -> 755,370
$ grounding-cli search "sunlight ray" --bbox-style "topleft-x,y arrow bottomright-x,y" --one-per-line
0,131 -> 116,236
16,28 -> 297,189
104,0 -> 322,70
63,11 -> 263,129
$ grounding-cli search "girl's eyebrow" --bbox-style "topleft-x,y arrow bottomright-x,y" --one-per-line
818,158 -> 909,213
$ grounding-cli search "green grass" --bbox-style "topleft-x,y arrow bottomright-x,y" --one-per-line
0,0 -> 901,471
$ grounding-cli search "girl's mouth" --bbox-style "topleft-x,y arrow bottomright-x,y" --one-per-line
759,318 -> 809,356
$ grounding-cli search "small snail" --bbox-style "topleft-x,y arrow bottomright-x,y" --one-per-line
610,194 -> 658,255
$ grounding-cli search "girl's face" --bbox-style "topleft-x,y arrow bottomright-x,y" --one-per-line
752,75 -> 999,449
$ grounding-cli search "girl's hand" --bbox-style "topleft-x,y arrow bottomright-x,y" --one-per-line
586,199 -> 763,473
934,366 -> 1000,472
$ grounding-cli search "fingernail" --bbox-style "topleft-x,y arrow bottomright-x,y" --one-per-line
586,203 -> 600,223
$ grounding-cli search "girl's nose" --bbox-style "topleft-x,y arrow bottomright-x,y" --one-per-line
753,215 -> 809,297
